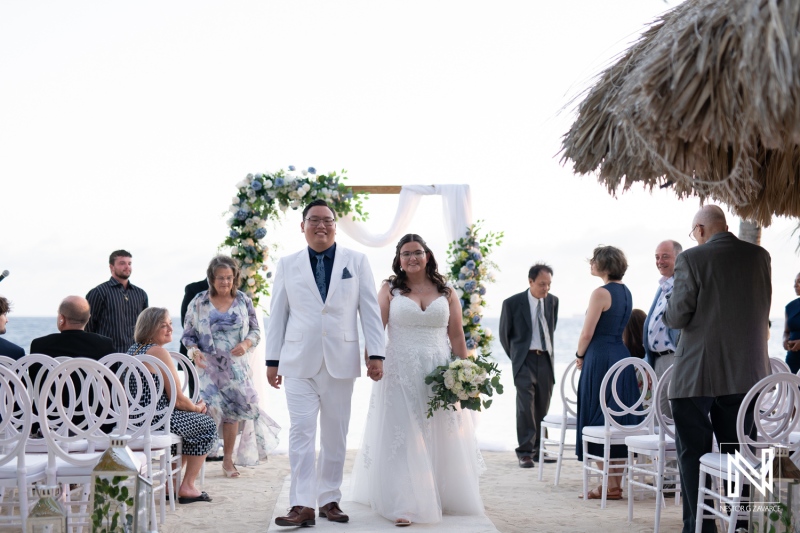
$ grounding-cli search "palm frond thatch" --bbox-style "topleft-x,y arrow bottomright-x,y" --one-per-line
561,0 -> 800,227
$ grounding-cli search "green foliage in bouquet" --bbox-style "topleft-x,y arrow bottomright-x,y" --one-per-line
424,353 -> 503,418
223,167 -> 369,306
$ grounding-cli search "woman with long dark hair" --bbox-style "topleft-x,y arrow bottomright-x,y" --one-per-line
351,234 -> 485,527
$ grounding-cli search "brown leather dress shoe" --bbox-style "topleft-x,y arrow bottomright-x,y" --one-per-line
518,456 -> 534,468
319,501 -> 349,523
275,506 -> 315,527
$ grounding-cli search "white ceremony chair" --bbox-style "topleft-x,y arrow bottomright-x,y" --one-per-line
0,365 -> 46,530
539,359 -> 579,485
38,358 -> 133,529
0,356 -> 15,368
770,357 -> 791,374
101,353 -> 163,529
625,364 -> 680,533
582,357 -> 657,509
694,372 -> 800,533
134,353 -> 179,515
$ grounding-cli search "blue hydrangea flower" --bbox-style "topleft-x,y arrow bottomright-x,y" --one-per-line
461,299 -> 467,308
464,280 -> 477,292
288,166 -> 296,171
236,209 -> 248,221
479,286 -> 487,295
345,192 -> 353,199
254,227 -> 267,239
466,260 -> 476,270
229,230 -> 239,239
275,177 -> 285,187
255,173 -> 263,179
466,338 -> 476,349
266,271 -> 272,278
472,251 -> 483,261
458,272 -> 466,280
308,167 -> 316,174
251,180 -> 263,191
472,315 -> 481,324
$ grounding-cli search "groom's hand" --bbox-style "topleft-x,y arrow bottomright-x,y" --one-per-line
267,367 -> 283,389
367,359 -> 384,381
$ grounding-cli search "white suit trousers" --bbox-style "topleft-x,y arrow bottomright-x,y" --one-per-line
284,360 -> 355,508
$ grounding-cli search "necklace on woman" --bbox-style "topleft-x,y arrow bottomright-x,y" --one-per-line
410,285 -> 434,294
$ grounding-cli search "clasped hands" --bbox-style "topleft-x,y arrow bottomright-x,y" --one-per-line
785,339 -> 800,352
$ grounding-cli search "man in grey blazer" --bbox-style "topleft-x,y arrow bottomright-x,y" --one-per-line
643,240 -> 682,377
499,263 -> 559,468
664,205 -> 771,533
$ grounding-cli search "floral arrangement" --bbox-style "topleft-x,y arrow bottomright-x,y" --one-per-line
424,355 -> 503,418
223,166 -> 368,306
446,221 -> 504,357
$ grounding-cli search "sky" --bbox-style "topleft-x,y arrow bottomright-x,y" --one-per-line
2,0 -> 799,323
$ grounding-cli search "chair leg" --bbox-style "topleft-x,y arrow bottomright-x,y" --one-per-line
538,425 -> 546,482
601,442 -> 610,509
627,450 -> 634,523
554,423 -> 567,486
654,451 -> 664,533
582,439 -> 589,500
694,470 -> 707,533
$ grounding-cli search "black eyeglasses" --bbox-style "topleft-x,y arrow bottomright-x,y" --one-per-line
305,217 -> 336,227
399,251 -> 427,259
689,224 -> 704,241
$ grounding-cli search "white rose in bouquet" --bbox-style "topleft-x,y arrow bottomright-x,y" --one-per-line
264,179 -> 273,189
452,380 -> 463,393
470,293 -> 481,303
457,390 -> 469,401
443,370 -> 455,390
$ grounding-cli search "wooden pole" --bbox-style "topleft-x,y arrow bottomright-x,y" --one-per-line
349,185 -> 402,194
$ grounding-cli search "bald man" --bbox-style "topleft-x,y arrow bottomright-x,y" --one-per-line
30,296 -> 115,359
664,205 -> 771,533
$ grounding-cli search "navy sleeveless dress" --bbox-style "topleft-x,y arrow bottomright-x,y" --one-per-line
785,298 -> 800,373
576,283 -> 641,461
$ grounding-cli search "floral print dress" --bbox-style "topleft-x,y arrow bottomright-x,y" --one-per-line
182,290 -> 280,465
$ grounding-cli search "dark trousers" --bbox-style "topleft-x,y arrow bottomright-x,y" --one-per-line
671,394 -> 754,533
514,350 -> 554,458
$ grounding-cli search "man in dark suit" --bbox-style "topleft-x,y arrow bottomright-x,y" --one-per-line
180,279 -> 209,356
0,296 -> 25,359
664,205 -> 771,533
30,296 -> 114,359
499,263 -> 559,468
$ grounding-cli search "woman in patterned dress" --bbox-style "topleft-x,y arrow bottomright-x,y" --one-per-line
128,307 -> 217,504
182,255 -> 280,477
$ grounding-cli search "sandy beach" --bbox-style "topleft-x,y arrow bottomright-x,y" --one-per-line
159,451 -> 684,533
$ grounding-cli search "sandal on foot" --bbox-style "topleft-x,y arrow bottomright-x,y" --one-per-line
223,465 -> 240,478
178,491 -> 212,504
395,519 -> 412,527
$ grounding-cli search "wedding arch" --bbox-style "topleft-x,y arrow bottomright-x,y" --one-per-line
223,166 -> 502,357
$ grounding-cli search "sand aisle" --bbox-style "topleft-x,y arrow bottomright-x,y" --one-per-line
160,451 -> 684,533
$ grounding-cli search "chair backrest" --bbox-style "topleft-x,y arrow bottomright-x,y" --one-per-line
11,354 -> 63,441
38,358 -> 129,466
0,356 -> 16,368
653,364 -> 676,440
560,359 -> 580,418
736,373 -> 800,466
99,354 -> 157,440
0,365 -> 32,466
600,357 -> 658,432
169,351 -> 200,402
133,353 -> 177,435
770,357 -> 791,374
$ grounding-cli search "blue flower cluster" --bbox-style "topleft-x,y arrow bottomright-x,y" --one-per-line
254,227 -> 267,239
251,180 -> 263,191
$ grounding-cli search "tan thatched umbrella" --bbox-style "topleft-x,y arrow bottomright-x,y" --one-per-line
561,0 -> 800,227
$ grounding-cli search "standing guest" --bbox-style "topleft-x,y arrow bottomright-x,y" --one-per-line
30,296 -> 114,359
266,199 -> 385,527
128,307 -> 217,504
182,255 -> 280,476
86,250 -> 149,353
643,240 -> 683,378
623,309 -> 647,359
664,205 -> 771,533
783,272 -> 800,373
0,296 -> 24,359
575,246 -> 641,500
180,278 -> 208,356
499,263 -> 559,468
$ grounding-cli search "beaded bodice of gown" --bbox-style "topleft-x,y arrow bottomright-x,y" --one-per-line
385,293 -> 451,379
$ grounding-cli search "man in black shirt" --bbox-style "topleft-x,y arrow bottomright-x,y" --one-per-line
86,250 -> 148,353
0,296 -> 24,359
31,296 -> 114,359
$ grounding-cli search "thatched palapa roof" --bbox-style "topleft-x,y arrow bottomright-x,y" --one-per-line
561,0 -> 800,226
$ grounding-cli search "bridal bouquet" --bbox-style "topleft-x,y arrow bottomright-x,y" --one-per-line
425,354 -> 503,418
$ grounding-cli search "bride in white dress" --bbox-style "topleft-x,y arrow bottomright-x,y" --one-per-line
351,234 -> 485,526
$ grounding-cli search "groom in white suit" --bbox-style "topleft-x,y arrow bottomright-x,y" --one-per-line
266,199 -> 386,527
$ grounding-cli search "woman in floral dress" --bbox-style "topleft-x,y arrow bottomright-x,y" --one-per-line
182,255 -> 280,476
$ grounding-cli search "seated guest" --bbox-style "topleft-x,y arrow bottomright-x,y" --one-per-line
0,296 -> 24,359
30,296 -> 115,359
128,307 -> 217,504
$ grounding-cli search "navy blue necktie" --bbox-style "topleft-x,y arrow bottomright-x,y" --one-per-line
315,254 -> 327,302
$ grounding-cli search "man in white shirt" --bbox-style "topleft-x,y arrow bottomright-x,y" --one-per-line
499,263 -> 559,468
643,240 -> 682,377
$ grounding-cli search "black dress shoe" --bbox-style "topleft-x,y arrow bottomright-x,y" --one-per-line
533,454 -> 558,464
518,456 -> 534,468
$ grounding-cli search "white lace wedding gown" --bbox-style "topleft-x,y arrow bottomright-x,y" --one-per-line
350,292 -> 486,523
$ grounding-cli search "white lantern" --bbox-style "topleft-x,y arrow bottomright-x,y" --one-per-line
26,484 -> 65,533
89,436 -> 151,533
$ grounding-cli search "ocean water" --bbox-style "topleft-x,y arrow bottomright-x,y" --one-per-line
5,316 -> 789,453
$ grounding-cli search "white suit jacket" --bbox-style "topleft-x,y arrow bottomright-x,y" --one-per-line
265,245 -> 385,379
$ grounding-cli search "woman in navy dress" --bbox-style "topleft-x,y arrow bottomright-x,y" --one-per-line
575,246 -> 641,500
783,272 -> 800,373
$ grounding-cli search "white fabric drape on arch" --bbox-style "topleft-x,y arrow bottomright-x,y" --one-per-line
336,184 -> 473,246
